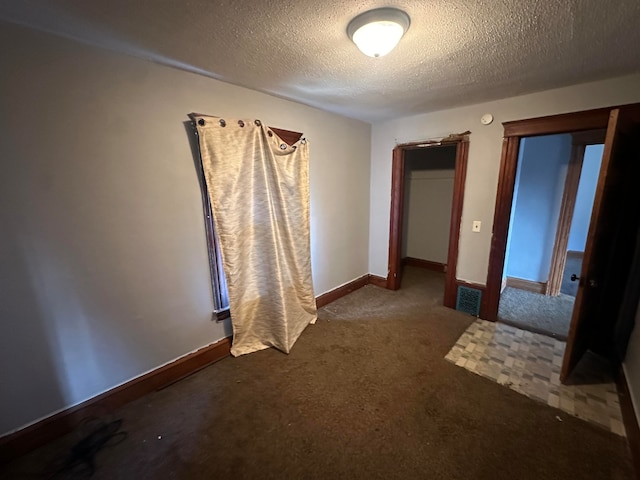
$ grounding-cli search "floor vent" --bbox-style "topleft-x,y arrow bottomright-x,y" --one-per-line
456,286 -> 482,316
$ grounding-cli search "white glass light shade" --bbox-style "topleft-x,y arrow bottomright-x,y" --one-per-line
347,8 -> 410,58
352,21 -> 405,57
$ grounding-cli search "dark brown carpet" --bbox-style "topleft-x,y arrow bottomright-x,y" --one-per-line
1,267 -> 633,479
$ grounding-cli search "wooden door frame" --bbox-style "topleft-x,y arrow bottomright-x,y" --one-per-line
386,139 -> 469,311
484,107 -> 615,321
546,129 -> 606,296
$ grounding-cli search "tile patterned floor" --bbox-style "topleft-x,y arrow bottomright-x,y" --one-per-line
445,319 -> 625,436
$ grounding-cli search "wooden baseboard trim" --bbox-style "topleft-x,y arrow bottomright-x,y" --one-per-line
315,274 -> 369,308
402,257 -> 447,273
506,276 -> 547,295
314,273 -> 392,306
1,272 -> 391,464
368,274 -> 388,288
618,368 -> 640,478
0,337 -> 232,465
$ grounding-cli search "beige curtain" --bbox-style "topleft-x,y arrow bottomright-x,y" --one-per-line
194,115 -> 317,356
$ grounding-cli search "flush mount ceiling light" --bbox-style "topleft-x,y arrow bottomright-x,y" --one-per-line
347,7 -> 410,58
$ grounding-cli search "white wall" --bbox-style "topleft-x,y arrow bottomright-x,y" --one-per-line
404,170 -> 455,263
568,144 -> 604,252
624,302 -> 640,424
0,23 -> 371,436
369,74 -> 640,284
401,146 -> 456,263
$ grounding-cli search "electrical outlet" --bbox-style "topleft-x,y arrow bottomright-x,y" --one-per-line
472,221 -> 481,232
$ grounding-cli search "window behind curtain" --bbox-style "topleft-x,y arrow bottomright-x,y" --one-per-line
195,120 -> 303,321
202,192 -> 230,318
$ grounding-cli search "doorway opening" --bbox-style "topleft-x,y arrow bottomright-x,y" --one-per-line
498,131 -> 605,340
387,138 -> 469,310
485,105 -> 640,382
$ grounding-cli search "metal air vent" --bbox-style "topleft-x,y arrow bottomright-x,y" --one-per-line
456,286 -> 482,316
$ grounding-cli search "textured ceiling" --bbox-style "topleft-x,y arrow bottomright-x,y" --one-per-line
1,0 -> 640,122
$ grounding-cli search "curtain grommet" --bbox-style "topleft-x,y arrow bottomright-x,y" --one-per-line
268,130 -> 273,137
280,143 -> 287,150
219,119 -> 226,127
301,138 -> 307,144
197,119 -> 205,126
238,120 -> 245,127
255,120 -> 262,126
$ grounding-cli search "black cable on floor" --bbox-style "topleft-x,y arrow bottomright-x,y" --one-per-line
45,418 -> 127,479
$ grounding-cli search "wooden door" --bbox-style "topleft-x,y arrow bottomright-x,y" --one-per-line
561,108 -> 638,381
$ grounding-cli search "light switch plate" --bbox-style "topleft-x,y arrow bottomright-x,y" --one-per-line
472,221 -> 481,232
